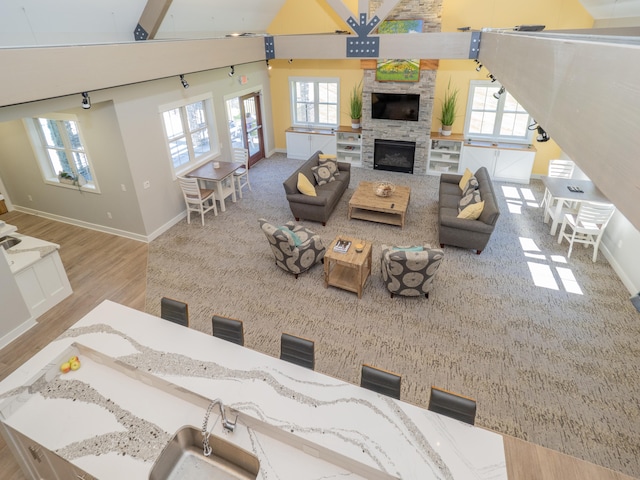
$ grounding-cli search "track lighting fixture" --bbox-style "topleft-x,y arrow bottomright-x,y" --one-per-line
81,92 -> 91,110
228,65 -> 235,77
493,86 -> 505,99
487,74 -> 497,83
266,59 -> 272,70
180,74 -> 189,89
288,59 -> 293,64
473,59 -> 483,72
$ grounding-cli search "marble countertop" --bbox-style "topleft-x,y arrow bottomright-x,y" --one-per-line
1,231 -> 60,274
0,221 -> 18,237
0,301 -> 507,479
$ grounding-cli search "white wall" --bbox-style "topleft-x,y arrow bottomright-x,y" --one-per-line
0,250 -> 32,349
0,61 -> 274,240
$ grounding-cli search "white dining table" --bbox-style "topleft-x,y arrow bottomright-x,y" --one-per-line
541,176 -> 612,235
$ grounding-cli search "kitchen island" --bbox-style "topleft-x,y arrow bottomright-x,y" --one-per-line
0,300 -> 506,479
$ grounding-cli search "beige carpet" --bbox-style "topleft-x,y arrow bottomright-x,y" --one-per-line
145,153 -> 640,478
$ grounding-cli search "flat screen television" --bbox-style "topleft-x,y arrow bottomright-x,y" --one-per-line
371,93 -> 420,121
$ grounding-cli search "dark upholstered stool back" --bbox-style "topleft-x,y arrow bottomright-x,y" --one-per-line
280,333 -> 315,370
212,315 -> 245,346
360,364 -> 401,400
160,297 -> 189,327
428,386 -> 477,425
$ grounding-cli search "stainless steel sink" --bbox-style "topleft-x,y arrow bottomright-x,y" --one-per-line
0,236 -> 21,250
149,426 -> 260,480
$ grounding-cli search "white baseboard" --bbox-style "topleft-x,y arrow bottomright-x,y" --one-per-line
601,244 -> 636,295
0,319 -> 37,350
147,212 -> 188,242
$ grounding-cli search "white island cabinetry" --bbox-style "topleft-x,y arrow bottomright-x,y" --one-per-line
285,127 -> 336,160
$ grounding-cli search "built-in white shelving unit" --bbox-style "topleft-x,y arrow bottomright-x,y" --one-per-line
427,132 -> 464,176
335,126 -> 362,167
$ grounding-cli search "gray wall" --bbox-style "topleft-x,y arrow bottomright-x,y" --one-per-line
0,61 -> 273,240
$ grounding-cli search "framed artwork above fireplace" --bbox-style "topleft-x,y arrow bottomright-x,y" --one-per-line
376,20 -> 423,82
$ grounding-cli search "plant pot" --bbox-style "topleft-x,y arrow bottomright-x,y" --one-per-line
441,125 -> 452,136
351,118 -> 361,130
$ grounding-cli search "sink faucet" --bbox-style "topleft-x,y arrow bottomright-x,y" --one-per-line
201,398 -> 237,456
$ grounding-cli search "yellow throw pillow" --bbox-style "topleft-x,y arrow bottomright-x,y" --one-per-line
459,168 -> 474,191
297,173 -> 317,196
457,201 -> 485,220
319,154 -> 337,159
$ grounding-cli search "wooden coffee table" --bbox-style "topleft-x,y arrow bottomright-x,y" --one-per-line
348,181 -> 411,228
324,236 -> 372,299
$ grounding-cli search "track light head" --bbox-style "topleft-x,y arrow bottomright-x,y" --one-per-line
180,74 -> 189,89
487,74 -> 497,83
228,65 -> 235,77
266,59 -> 271,70
475,63 -> 483,72
288,58 -> 293,64
493,86 -> 505,99
81,92 -> 91,110
536,126 -> 550,142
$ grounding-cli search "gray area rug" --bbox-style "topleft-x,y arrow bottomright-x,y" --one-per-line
146,153 -> 640,477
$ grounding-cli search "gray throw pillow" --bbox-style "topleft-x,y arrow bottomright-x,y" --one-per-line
312,165 -> 336,186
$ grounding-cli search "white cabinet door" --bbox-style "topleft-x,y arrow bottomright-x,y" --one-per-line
285,132 -> 311,160
460,146 -> 497,174
494,149 -> 535,184
309,133 -> 336,156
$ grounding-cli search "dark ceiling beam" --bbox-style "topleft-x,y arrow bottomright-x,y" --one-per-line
479,30 -> 640,231
134,0 -> 174,41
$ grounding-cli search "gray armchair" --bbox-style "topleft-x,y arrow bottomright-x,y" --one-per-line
258,219 -> 326,278
380,245 -> 444,298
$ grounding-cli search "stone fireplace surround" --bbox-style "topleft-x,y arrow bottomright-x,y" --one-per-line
361,68 -> 436,175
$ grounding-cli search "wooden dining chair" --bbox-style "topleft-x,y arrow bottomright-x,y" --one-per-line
232,148 -> 251,198
160,297 -> 189,327
280,333 -> 315,370
360,364 -> 401,400
542,159 -> 575,213
177,176 -> 217,225
211,315 -> 245,346
428,386 -> 477,425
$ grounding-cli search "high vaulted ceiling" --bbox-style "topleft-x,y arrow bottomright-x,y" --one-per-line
1,0 -> 639,48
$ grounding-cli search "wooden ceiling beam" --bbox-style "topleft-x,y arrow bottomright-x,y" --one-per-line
134,0 -> 174,41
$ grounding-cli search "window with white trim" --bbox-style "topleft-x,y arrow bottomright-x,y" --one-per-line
289,77 -> 339,127
27,114 -> 99,191
464,80 -> 533,144
160,95 -> 218,175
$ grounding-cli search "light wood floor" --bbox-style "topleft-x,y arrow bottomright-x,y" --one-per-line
0,212 -> 635,480
0,211 -> 148,479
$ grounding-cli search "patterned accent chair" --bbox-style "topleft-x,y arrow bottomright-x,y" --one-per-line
258,218 -> 326,279
380,245 -> 444,298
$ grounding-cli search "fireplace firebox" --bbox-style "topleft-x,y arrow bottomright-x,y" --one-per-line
374,139 -> 416,174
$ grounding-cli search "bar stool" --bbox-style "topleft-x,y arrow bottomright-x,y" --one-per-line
160,297 -> 189,327
428,386 -> 476,425
280,333 -> 315,370
360,364 -> 401,400
212,315 -> 245,346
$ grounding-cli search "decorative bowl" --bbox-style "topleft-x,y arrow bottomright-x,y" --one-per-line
374,182 -> 396,197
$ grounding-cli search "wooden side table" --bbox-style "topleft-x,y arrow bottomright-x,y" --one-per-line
324,236 -> 372,299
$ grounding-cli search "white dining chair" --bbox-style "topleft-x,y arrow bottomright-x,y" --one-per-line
177,176 -> 217,225
232,148 -> 251,198
541,159 -> 575,210
557,201 -> 616,262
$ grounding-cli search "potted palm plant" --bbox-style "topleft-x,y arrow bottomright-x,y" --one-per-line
349,80 -> 363,129
439,79 -> 459,136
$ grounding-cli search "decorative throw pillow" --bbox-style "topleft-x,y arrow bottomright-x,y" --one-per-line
392,246 -> 424,252
276,227 -> 303,246
311,164 -> 336,186
462,175 -> 480,197
318,157 -> 340,177
458,189 -> 482,213
297,173 -> 317,196
458,200 -> 485,220
459,168 -> 474,191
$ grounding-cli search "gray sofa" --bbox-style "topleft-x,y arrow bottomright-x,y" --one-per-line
283,150 -> 351,225
438,166 -> 500,254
